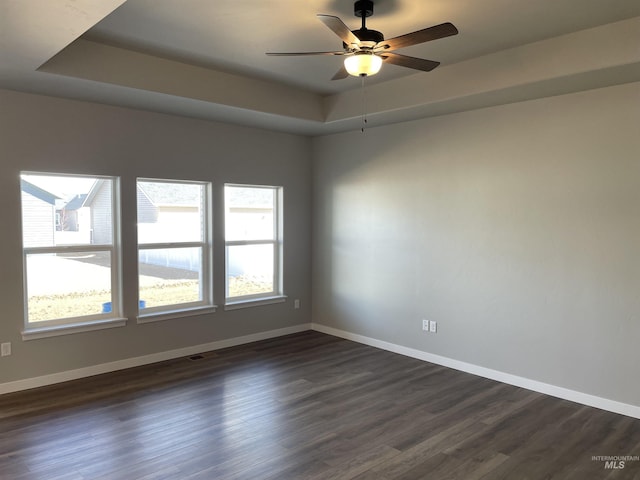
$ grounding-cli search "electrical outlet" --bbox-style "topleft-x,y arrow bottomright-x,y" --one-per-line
429,320 -> 437,333
1,342 -> 11,357
422,319 -> 429,331
294,299 -> 300,309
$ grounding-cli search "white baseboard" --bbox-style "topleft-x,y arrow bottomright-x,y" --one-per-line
0,323 -> 311,395
4,321 -> 639,420
311,323 -> 640,420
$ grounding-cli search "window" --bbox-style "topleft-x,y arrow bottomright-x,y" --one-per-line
225,184 -> 283,305
20,173 -> 122,334
137,179 -> 213,318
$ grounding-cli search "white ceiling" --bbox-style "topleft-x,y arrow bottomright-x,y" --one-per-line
1,0 -> 640,135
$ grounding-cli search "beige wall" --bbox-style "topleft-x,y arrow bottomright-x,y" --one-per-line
0,89 -> 312,384
312,82 -> 640,407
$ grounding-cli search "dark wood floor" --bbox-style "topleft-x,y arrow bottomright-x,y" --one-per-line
1,331 -> 639,480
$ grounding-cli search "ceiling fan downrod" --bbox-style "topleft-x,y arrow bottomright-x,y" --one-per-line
354,0 -> 374,29
352,0 -> 384,45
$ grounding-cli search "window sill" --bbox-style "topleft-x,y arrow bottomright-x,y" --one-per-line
137,305 -> 217,324
224,295 -> 287,311
22,317 -> 128,341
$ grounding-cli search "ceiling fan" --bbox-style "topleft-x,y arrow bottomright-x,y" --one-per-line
266,0 -> 458,80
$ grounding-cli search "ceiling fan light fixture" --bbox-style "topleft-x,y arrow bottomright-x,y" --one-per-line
265,2 -> 459,81
344,52 -> 382,77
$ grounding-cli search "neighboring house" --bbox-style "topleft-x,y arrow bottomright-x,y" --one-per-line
137,182 -> 202,272
136,185 -> 158,224
86,182 -> 273,274
20,179 -> 60,248
137,182 -> 200,236
55,193 -> 92,245
225,187 -> 275,277
225,187 -> 274,230
83,179 -> 114,245
226,187 -> 273,211
57,193 -> 87,232
86,180 -> 158,245
77,181 -> 204,273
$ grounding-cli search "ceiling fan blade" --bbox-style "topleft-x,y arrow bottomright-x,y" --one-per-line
331,65 -> 349,80
380,52 -> 440,72
375,22 -> 458,52
317,14 -> 361,46
266,51 -> 346,56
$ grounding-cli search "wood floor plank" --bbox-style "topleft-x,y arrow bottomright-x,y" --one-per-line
307,444 -> 401,480
1,331 -> 638,479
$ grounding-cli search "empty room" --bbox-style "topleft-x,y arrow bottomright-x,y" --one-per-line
1,1 -> 639,479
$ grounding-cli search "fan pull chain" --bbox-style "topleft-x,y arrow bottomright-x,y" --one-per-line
361,75 -> 368,133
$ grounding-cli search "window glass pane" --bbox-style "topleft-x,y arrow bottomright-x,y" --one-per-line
21,174 -> 113,247
139,247 -> 202,308
227,244 -> 274,297
225,186 -> 274,241
26,252 -> 112,322
137,181 -> 204,243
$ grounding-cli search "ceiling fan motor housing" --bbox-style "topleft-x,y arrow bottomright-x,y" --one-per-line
342,26 -> 384,49
352,28 -> 384,44
354,0 -> 374,17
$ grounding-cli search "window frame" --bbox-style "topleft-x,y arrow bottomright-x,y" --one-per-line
224,183 -> 284,307
136,178 -> 214,321
21,172 -> 123,339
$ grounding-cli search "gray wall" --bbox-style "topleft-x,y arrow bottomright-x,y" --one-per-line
312,82 -> 640,407
0,89 -> 311,384
3,81 -> 639,409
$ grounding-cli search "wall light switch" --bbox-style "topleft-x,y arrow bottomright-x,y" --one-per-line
294,299 -> 300,309
429,320 -> 437,333
1,342 -> 11,357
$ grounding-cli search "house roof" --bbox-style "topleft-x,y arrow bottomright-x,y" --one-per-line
83,179 -> 104,206
226,186 -> 274,209
20,179 -> 59,205
137,182 -> 201,207
62,193 -> 88,211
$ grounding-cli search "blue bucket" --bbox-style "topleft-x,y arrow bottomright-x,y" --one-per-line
102,300 -> 146,313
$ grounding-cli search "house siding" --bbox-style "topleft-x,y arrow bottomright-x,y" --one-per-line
136,186 -> 158,224
21,190 -> 55,248
89,182 -> 113,245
